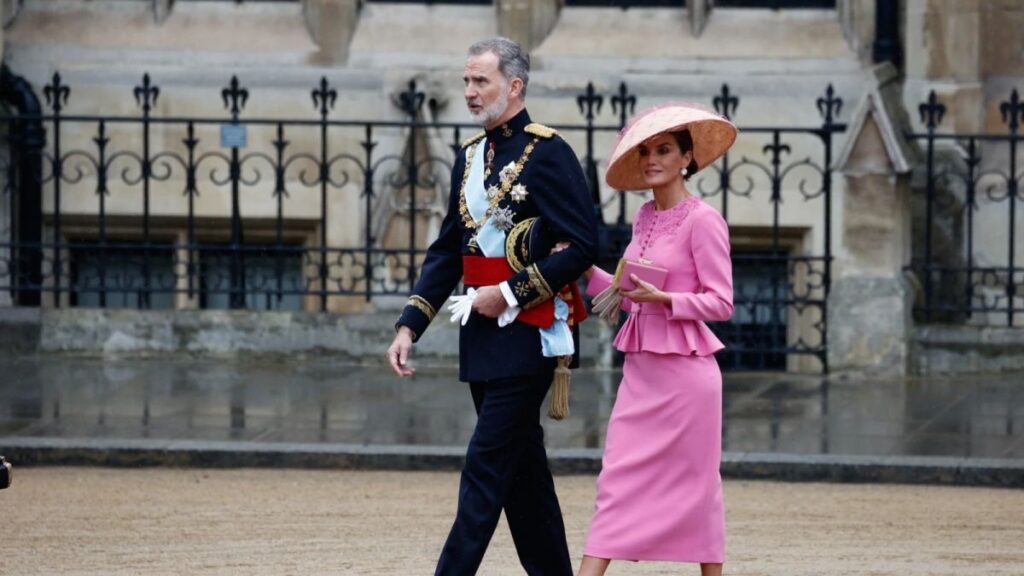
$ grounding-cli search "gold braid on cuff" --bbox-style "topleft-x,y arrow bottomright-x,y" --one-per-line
523,264 -> 554,309
406,295 -> 437,322
504,217 -> 534,273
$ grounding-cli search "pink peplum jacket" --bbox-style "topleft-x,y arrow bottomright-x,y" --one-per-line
586,196 -> 734,356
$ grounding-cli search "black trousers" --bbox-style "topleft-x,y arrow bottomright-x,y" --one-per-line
435,374 -> 573,576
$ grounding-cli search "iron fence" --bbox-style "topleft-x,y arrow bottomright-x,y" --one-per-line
562,0 -> 835,8
1,70 -> 844,370
907,89 -> 1024,326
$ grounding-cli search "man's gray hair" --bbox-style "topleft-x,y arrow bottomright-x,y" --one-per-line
468,37 -> 530,98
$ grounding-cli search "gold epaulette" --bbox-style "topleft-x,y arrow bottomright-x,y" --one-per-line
461,131 -> 486,148
524,123 -> 557,139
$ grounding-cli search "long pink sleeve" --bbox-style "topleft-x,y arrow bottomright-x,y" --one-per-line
586,266 -> 634,312
585,266 -> 614,297
668,209 -> 734,322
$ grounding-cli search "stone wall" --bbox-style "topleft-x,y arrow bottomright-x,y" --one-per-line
5,305 -> 1024,377
0,306 -> 607,369
904,0 -> 1024,133
913,325 -> 1024,375
2,2 -> 867,367
5,0 -> 1023,372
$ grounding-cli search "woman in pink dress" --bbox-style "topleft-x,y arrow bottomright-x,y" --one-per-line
579,104 -> 737,576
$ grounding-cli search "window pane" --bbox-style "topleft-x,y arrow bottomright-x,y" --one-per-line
713,251 -> 788,371
71,243 -> 175,310
714,0 -> 835,8
199,247 -> 304,311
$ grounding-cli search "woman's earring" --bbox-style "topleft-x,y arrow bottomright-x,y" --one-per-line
680,167 -> 689,177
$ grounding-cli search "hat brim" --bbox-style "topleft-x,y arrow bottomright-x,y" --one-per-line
605,104 -> 738,192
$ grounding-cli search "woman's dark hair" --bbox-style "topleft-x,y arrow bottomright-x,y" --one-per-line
672,130 -> 699,181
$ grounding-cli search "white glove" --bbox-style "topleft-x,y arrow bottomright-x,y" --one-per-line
497,305 -> 521,328
447,288 -> 477,326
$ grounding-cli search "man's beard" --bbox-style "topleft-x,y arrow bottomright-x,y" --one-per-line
468,87 -> 509,127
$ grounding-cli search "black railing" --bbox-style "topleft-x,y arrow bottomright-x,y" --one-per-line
564,0 -> 679,7
714,0 -> 836,8
908,89 -> 1024,326
699,84 -> 844,371
0,72 -> 844,370
564,0 -> 835,8
179,0 -> 836,5
370,0 -> 491,4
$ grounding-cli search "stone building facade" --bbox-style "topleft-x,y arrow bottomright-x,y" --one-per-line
0,0 -> 1022,375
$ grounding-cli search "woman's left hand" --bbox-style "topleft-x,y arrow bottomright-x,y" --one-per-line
620,274 -> 671,304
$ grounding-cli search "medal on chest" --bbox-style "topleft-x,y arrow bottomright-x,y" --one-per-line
459,137 -> 539,234
485,142 -> 495,178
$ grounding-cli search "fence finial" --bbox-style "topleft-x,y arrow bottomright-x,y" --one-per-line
221,76 -> 249,119
133,73 -> 160,113
312,77 -> 338,118
918,91 -> 946,129
610,82 -> 636,127
1000,89 -> 1022,132
43,72 -> 71,113
713,84 -> 738,120
576,82 -> 603,120
816,84 -> 842,125
397,79 -> 425,118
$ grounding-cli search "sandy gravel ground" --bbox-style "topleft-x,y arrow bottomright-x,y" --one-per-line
2,468 -> 1023,575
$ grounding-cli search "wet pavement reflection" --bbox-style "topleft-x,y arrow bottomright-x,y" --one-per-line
1,356 -> 1022,459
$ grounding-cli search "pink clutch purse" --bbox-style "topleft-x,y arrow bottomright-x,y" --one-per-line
614,258 -> 668,291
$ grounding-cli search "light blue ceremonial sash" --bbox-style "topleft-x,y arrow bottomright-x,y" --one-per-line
541,298 -> 575,357
465,138 -> 505,257
464,139 -> 574,358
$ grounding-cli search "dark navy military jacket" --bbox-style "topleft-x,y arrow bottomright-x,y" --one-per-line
396,109 -> 598,382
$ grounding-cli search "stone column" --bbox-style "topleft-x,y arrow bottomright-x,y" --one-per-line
496,0 -> 560,53
837,0 -> 876,64
905,0 -> 984,133
152,0 -> 172,25
304,0 -> 361,65
829,63 -> 918,376
687,0 -> 709,38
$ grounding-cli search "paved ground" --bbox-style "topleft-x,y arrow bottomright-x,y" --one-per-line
2,356 -> 1023,573
3,467 -> 1024,576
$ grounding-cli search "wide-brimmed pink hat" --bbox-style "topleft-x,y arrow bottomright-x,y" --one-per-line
605,102 -> 738,191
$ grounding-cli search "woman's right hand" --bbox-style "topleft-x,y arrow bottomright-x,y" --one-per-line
550,241 -> 571,255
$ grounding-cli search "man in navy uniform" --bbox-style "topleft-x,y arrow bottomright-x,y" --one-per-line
386,37 -> 598,575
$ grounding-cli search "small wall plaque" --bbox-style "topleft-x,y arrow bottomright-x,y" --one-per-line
220,124 -> 247,149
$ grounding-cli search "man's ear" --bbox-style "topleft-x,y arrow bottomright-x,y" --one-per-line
509,77 -> 524,99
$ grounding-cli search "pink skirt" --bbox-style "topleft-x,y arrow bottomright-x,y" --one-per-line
583,351 -> 725,563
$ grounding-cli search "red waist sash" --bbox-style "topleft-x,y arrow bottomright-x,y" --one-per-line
462,255 -> 588,329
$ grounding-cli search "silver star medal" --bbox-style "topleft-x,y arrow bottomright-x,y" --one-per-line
499,161 -> 518,185
510,183 -> 529,203
490,206 -> 515,232
486,184 -> 500,199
